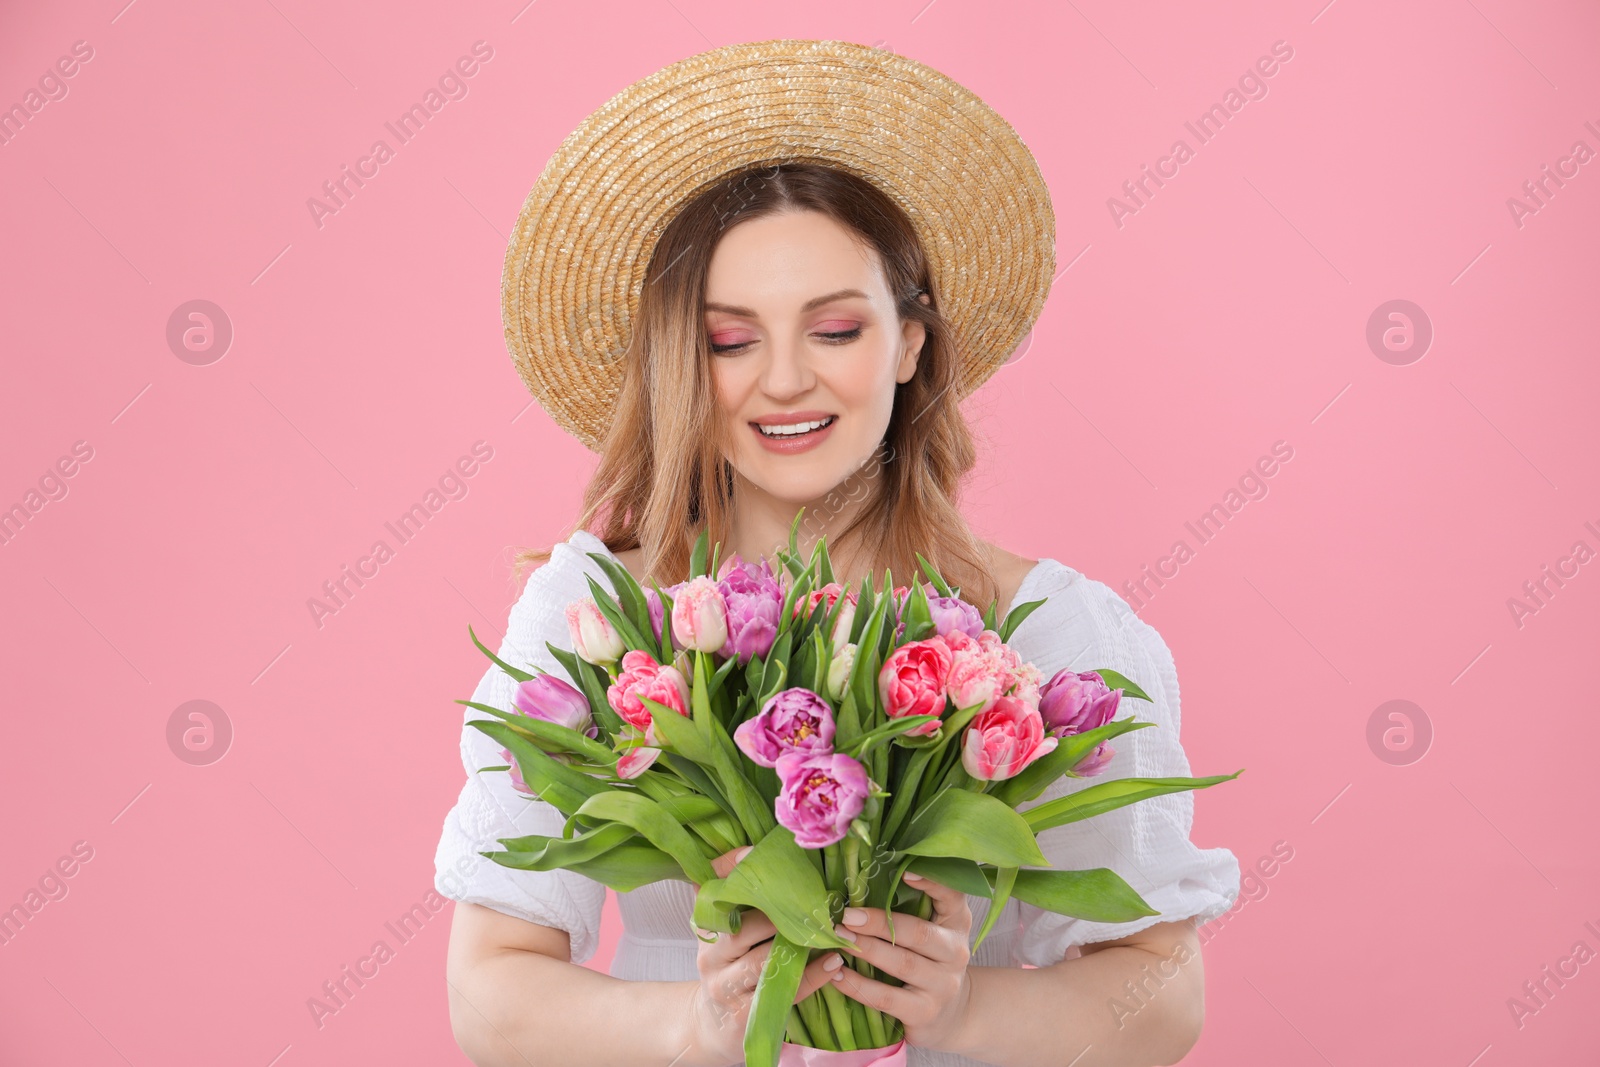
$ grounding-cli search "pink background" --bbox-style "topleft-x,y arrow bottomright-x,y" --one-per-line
3,1 -> 1597,1064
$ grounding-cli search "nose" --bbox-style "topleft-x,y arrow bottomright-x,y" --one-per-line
758,332 -> 815,400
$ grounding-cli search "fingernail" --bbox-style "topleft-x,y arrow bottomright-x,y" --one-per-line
822,952 -> 843,971
842,907 -> 868,926
833,924 -> 857,942
904,872 -> 923,882
734,846 -> 752,862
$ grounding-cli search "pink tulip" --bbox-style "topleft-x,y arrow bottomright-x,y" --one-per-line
565,597 -> 625,666
671,576 -> 730,654
512,673 -> 597,738
606,649 -> 690,744
961,695 -> 1058,781
944,629 -> 1042,714
877,637 -> 953,735
773,751 -> 870,849
734,687 -> 836,768
616,744 -> 663,779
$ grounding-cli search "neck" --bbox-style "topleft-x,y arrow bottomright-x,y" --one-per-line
723,459 -> 886,588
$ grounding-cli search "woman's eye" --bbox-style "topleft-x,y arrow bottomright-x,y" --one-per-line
815,326 -> 863,345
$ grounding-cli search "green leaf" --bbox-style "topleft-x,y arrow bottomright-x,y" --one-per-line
815,535 -> 834,586
902,855 -> 992,898
837,715 -> 940,760
745,934 -> 809,1067
695,824 -> 855,951
914,552 -> 953,598
587,551 -> 652,641
971,865 -> 1017,951
788,508 -> 804,558
690,528 -> 709,578
900,580 -> 933,643
481,839 -> 686,892
1023,771 -> 1245,832
895,787 -> 1048,867
457,699 -> 617,768
1093,667 -> 1152,704
468,624 -> 533,682
470,719 -> 614,816
987,719 -> 1158,807
1010,867 -> 1159,923
647,577 -> 674,662
981,597 -> 998,633
998,598 -> 1045,643
572,790 -> 718,885
583,574 -> 653,654
493,821 -> 635,862
639,694 -> 710,762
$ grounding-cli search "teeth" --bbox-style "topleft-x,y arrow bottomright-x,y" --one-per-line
758,417 -> 833,437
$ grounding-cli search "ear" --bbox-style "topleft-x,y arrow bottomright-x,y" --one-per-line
896,293 -> 931,384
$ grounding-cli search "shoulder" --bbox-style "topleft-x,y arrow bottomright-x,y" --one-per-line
1002,556 -> 1175,690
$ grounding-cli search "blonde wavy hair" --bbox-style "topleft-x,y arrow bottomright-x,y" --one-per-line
513,161 -> 1000,609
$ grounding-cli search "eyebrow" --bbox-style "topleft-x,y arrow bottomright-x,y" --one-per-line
703,288 -> 870,318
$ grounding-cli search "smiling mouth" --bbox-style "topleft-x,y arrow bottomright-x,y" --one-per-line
753,415 -> 837,438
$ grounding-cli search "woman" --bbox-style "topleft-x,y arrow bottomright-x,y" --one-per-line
435,40 -> 1239,1067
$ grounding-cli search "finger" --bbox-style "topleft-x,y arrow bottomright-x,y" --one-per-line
720,909 -> 777,957
711,845 -> 754,879
839,906 -> 961,964
904,871 -> 973,933
795,951 -> 847,1002
835,929 -> 933,987
828,958 -> 918,1019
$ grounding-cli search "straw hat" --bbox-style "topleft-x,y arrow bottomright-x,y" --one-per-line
502,38 -> 1056,452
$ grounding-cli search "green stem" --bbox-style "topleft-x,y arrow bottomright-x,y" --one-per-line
786,1005 -> 813,1046
797,992 -> 835,1050
842,834 -> 891,1045
819,984 -> 859,1050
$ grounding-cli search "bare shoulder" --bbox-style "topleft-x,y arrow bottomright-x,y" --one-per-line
979,539 -> 1040,618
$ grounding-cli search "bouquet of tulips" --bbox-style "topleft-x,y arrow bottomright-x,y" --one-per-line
461,514 -> 1240,1066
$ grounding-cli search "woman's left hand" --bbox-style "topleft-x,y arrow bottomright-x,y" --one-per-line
828,871 -> 974,1050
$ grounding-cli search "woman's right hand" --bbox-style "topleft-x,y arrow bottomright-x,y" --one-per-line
686,846 -> 844,1066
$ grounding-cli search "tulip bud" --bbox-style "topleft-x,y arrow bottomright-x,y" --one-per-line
826,643 -> 857,703
566,597 -> 625,666
671,575 -> 730,654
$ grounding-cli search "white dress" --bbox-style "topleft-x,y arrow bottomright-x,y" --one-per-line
434,530 -> 1240,1067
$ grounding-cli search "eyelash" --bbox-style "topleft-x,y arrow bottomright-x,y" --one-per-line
709,326 -> 863,355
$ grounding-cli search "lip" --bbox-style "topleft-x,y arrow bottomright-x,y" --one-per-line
750,413 -> 837,455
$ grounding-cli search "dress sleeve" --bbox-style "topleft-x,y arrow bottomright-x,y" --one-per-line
432,539 -> 609,965
1005,561 -> 1240,966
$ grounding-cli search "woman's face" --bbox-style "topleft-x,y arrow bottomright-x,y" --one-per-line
705,208 -> 925,509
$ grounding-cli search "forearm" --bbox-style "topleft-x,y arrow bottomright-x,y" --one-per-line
939,943 -> 1202,1067
448,946 -> 704,1067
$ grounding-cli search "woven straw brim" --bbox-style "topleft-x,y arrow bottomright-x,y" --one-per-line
502,38 -> 1057,452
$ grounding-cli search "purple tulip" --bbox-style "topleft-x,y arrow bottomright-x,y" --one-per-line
716,553 -> 783,663
1038,669 -> 1122,737
642,581 -> 684,646
512,673 -> 599,739
734,687 -> 836,768
1039,668 -> 1122,777
772,751 -> 870,849
928,595 -> 985,640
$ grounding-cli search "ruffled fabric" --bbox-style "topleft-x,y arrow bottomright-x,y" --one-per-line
1003,560 -> 1241,965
